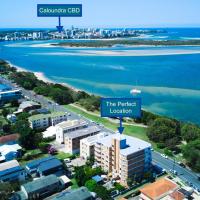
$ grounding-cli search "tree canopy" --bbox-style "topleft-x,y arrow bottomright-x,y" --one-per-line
181,124 -> 200,142
0,182 -> 13,200
183,139 -> 200,172
147,118 -> 180,148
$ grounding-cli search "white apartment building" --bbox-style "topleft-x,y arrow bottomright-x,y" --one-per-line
95,134 -> 152,185
80,132 -> 110,159
28,112 -> 67,129
55,119 -> 88,144
64,126 -> 101,154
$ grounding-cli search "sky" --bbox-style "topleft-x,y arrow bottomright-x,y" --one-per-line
1,0 -> 200,28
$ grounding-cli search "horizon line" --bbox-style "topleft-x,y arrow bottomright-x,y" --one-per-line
1,26 -> 200,29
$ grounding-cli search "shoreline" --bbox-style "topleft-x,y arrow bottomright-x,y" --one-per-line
5,60 -> 200,125
8,61 -> 81,92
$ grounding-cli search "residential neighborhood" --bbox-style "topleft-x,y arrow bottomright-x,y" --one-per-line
0,71 -> 200,200
1,0 -> 200,199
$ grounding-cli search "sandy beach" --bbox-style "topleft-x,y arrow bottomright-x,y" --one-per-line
35,72 -> 80,92
32,48 -> 200,57
9,62 -> 80,92
77,49 -> 200,56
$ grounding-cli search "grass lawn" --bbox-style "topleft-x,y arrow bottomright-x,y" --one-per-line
0,103 -> 18,127
65,104 -> 160,151
55,152 -> 71,160
65,105 -> 146,135
71,178 -> 79,189
19,149 -> 49,166
0,116 -> 8,126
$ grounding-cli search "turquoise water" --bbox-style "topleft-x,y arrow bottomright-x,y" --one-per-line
0,40 -> 200,124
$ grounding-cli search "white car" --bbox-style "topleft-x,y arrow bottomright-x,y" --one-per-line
161,154 -> 168,159
170,169 -> 177,175
164,155 -> 168,159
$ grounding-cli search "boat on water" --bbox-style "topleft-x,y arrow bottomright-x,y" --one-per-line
130,88 -> 141,95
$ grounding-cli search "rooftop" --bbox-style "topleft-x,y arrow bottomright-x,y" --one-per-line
170,190 -> 185,200
0,84 -> 11,92
30,108 -> 50,114
97,134 -> 151,156
26,156 -> 55,169
81,132 -> 110,146
43,126 -> 57,138
0,134 -> 19,144
92,175 -> 103,183
18,101 -> 40,110
56,119 -> 87,130
52,187 -> 93,200
0,89 -> 21,95
65,126 -> 101,139
59,175 -> 71,185
22,175 -> 60,193
0,160 -> 19,171
0,144 -> 22,156
28,111 -> 66,121
140,178 -> 179,200
0,160 -> 24,177
38,158 -> 62,172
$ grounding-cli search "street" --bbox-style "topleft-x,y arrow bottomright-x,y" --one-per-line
152,151 -> 200,190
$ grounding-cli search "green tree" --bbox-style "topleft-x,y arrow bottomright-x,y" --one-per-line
74,166 -> 103,187
85,179 -> 97,191
10,71 -> 38,90
140,110 -> 157,125
147,118 -> 179,147
0,182 -> 13,200
114,183 -> 125,191
127,178 -> 133,187
17,112 -> 30,121
164,137 -> 180,151
164,148 -> 173,156
12,120 -> 41,149
2,108 -> 9,117
74,166 -> 87,186
2,124 -> 11,134
38,142 -> 50,153
94,185 -> 112,200
10,100 -> 19,107
181,124 -> 200,142
49,88 -> 73,104
0,121 -> 2,130
34,85 -> 51,96
183,139 -> 200,172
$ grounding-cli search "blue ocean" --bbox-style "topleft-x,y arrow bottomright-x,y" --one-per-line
0,28 -> 200,124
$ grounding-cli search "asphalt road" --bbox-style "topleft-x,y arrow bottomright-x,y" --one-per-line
1,77 -> 200,191
152,152 -> 200,190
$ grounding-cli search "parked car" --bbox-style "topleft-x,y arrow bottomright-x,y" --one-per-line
178,162 -> 186,168
169,169 -> 177,175
161,154 -> 168,159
